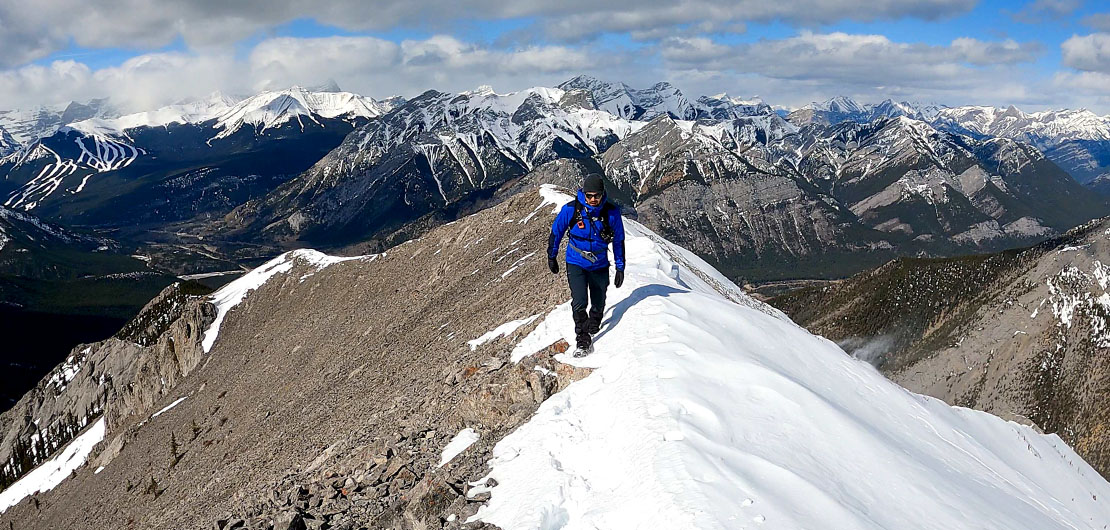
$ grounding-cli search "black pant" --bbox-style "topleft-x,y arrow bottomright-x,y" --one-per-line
567,263 -> 608,347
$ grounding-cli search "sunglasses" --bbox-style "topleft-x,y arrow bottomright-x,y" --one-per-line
584,192 -> 603,199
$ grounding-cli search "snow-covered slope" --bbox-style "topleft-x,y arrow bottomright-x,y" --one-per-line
469,186 -> 1110,529
557,75 -> 698,121
0,419 -> 105,512
0,127 -> 18,157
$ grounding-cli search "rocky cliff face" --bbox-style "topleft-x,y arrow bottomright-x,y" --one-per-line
0,281 -> 215,490
771,219 -> 1110,477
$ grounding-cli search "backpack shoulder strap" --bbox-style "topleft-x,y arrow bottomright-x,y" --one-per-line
599,201 -> 614,232
572,200 -> 584,224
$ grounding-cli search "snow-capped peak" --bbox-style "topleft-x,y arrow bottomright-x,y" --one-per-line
556,75 -> 696,121
66,91 -> 240,138
211,86 -> 386,140
707,93 -> 764,106
812,96 -> 867,115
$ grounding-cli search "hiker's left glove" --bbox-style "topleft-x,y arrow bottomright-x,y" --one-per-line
548,258 -> 559,274
614,269 -> 624,288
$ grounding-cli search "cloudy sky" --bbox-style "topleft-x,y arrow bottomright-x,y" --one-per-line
1,0 -> 1109,114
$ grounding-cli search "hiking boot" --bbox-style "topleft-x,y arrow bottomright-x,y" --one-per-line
573,343 -> 594,358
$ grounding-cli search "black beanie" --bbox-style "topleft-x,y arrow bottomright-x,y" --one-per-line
583,174 -> 605,194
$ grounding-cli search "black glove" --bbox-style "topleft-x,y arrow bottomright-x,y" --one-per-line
614,269 -> 624,288
548,258 -> 559,274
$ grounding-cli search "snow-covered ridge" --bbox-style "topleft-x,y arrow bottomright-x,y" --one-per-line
800,96 -> 947,122
56,87 -> 388,142
352,84 -> 648,175
934,105 -> 1110,148
117,185 -> 1110,528
466,186 -> 1110,529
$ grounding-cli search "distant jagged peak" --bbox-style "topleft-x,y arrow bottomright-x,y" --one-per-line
555,74 -> 695,121
703,92 -> 765,107
934,103 -> 1110,144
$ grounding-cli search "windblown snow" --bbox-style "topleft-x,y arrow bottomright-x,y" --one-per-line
465,186 -> 1110,530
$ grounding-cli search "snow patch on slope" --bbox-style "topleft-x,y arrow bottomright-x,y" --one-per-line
440,428 -> 480,467
0,418 -> 105,513
468,314 -> 541,351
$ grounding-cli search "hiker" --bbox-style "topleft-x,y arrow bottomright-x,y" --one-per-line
547,175 -> 626,357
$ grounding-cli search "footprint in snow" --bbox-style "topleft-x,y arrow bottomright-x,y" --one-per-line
741,498 -> 754,507
753,515 -> 766,524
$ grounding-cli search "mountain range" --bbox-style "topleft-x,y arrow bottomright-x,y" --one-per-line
2,76 -> 1109,415
195,78 -> 1107,281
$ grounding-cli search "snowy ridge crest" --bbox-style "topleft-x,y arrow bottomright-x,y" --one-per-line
464,186 -> 1110,529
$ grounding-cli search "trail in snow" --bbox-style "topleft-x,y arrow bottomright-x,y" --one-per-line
470,187 -> 1110,530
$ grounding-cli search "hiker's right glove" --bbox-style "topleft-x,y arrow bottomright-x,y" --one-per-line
547,258 -> 559,274
614,269 -> 624,288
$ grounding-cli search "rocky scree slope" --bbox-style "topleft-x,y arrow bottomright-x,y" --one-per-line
772,218 -> 1110,478
0,189 -> 594,528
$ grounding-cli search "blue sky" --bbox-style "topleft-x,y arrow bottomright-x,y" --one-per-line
2,0 -> 1109,113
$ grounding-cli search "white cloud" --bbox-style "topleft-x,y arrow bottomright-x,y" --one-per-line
1052,70 -> 1110,111
0,0 -> 978,67
651,32 -> 1065,112
1061,33 -> 1110,73
662,32 -> 1040,88
0,36 -> 604,111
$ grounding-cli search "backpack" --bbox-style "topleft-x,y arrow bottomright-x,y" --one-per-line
572,200 -> 615,243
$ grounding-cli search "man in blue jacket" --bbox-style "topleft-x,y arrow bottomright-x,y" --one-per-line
547,175 -> 626,357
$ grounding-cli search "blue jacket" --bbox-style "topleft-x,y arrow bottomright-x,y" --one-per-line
548,189 -> 626,271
